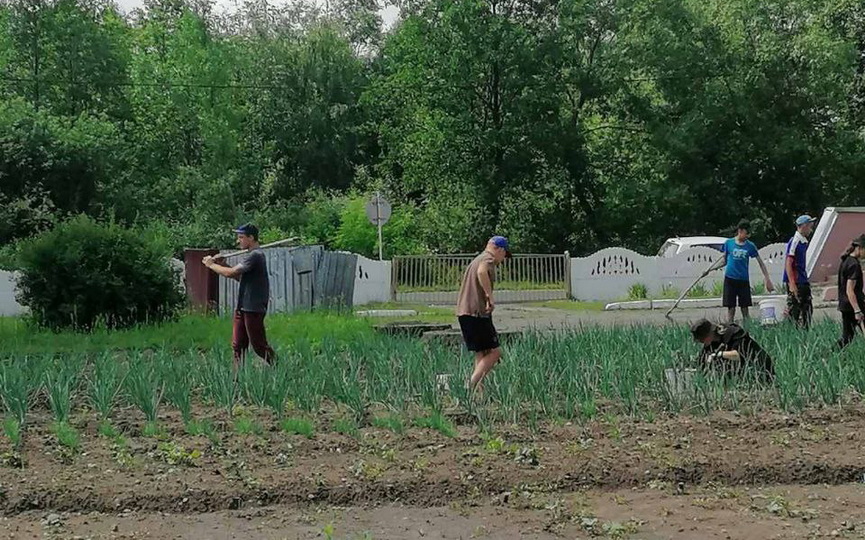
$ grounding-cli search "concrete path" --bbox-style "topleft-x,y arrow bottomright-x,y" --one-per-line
473,304 -> 840,332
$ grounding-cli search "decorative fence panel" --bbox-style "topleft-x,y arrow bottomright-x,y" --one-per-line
392,254 -> 570,304
570,243 -> 787,302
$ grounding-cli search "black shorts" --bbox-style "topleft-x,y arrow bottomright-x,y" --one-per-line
723,278 -> 752,308
458,315 -> 500,352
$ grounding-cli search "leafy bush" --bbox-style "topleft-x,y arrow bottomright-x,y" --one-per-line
15,215 -> 185,330
334,194 -> 425,258
627,283 -> 648,300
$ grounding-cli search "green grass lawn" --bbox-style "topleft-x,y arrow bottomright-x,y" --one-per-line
0,311 -> 375,354
527,300 -> 607,311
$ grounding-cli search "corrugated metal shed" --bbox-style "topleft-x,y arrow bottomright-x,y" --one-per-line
183,249 -> 219,313
218,246 -> 356,315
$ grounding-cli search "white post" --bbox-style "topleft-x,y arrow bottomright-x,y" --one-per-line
376,191 -> 384,261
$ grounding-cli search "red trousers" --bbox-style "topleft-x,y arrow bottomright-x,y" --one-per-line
232,310 -> 275,365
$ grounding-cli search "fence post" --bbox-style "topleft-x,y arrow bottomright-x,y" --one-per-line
390,257 -> 399,303
564,251 -> 572,300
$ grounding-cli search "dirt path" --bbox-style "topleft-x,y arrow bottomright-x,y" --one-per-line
4,407 -> 865,539
5,482 -> 865,539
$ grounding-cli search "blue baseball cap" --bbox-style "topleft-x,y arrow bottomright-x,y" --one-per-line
233,223 -> 259,238
490,235 -> 512,257
795,215 -> 817,227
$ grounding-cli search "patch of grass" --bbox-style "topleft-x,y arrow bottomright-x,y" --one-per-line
333,417 -> 360,438
0,311 -> 375,354
186,419 -> 221,446
414,412 -> 457,438
687,282 -> 711,298
233,416 -> 264,436
628,283 -> 648,300
97,419 -> 119,438
2,417 -> 21,447
280,417 -> 314,438
528,300 -> 606,311
52,422 -> 81,452
372,415 -> 404,434
658,285 -> 680,299
141,421 -> 164,438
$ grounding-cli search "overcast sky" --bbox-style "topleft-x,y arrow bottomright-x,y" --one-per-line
114,0 -> 401,29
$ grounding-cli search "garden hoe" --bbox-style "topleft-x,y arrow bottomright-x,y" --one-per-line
665,255 -> 726,320
217,236 -> 300,260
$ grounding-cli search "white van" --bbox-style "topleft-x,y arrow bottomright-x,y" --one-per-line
657,236 -> 727,258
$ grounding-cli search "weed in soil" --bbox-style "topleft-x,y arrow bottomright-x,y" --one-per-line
333,417 -> 360,438
97,419 -> 119,438
155,441 -> 202,467
2,416 -> 22,447
52,421 -> 81,452
281,417 -> 314,438
414,412 -> 457,437
372,415 -> 404,434
234,416 -> 264,436
141,421 -> 165,438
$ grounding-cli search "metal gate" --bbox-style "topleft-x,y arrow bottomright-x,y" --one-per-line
392,253 -> 571,304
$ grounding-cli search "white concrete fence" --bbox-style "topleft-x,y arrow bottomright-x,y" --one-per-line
0,245 -> 789,316
570,243 -> 787,302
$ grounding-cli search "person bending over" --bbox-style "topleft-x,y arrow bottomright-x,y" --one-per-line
690,318 -> 774,382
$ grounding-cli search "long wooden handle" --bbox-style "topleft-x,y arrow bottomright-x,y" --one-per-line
217,237 -> 300,259
665,255 -> 726,319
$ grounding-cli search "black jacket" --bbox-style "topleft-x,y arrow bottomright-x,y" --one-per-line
698,323 -> 774,381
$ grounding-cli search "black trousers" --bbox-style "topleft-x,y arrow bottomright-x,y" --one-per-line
787,284 -> 813,329
838,310 -> 862,350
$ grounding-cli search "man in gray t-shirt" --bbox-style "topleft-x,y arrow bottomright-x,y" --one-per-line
203,224 -> 275,367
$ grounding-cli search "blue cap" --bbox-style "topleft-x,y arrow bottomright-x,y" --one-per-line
233,223 -> 259,238
795,215 -> 816,227
490,235 -> 509,249
490,235 -> 512,257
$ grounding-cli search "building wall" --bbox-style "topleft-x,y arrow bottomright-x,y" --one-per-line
807,208 -> 865,284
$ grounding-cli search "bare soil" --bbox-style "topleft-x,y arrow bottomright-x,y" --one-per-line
3,404 -> 865,539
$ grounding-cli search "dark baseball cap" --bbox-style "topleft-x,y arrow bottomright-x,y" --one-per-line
233,223 -> 259,238
853,234 -> 865,247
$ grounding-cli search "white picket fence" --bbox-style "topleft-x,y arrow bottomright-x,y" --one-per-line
570,243 -> 787,302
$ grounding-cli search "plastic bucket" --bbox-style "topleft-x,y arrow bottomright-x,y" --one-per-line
759,296 -> 787,325
665,368 -> 697,397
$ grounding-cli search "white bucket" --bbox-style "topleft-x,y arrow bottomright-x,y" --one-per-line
665,368 -> 697,397
759,296 -> 787,325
